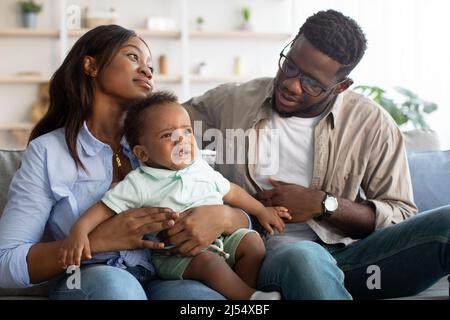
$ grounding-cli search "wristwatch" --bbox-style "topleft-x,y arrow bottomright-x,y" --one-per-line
320,192 -> 338,219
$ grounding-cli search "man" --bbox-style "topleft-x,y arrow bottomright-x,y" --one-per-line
184,9 -> 450,299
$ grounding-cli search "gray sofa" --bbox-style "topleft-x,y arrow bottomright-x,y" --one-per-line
1,140 -> 449,299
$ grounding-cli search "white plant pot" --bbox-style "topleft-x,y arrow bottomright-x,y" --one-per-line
22,12 -> 38,28
241,21 -> 252,31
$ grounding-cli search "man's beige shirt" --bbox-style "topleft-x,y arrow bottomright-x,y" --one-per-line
184,77 -> 417,245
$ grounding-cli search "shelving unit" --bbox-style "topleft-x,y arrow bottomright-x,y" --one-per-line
0,74 -> 182,84
189,74 -> 252,83
0,0 -> 293,144
0,27 -> 59,37
0,122 -> 33,131
0,75 -> 50,84
68,28 -> 181,39
190,30 -> 290,40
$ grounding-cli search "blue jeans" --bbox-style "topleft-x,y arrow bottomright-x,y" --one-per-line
258,206 -> 450,299
49,264 -> 225,300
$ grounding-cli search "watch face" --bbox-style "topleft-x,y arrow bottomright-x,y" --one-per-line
325,196 -> 338,212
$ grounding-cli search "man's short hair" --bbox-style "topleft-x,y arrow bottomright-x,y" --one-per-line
124,91 -> 179,148
295,9 -> 367,77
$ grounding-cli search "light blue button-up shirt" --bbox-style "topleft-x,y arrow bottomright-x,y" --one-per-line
0,123 -> 154,288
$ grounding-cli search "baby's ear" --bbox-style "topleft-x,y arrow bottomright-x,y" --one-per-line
133,145 -> 149,162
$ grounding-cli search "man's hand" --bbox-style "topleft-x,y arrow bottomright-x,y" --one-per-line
256,179 -> 325,222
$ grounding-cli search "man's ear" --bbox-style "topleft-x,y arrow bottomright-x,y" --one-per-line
133,145 -> 149,162
82,56 -> 98,77
334,78 -> 354,94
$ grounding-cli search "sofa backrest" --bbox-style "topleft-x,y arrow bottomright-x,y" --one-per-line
2,148 -> 450,218
407,150 -> 450,212
0,149 -> 23,215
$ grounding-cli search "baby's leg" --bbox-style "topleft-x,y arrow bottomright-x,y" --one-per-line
183,250 -> 255,300
234,231 -> 266,288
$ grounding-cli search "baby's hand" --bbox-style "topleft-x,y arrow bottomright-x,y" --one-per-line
257,207 -> 290,235
272,206 -> 292,220
58,230 -> 92,269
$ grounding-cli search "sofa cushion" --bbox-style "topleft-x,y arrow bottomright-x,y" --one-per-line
403,129 -> 441,152
407,150 -> 450,212
0,149 -> 23,216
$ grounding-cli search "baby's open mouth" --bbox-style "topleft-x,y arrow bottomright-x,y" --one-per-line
172,145 -> 192,164
178,147 -> 190,158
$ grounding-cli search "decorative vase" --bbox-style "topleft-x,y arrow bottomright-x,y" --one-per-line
241,21 -> 252,31
158,55 -> 168,75
22,12 -> 38,28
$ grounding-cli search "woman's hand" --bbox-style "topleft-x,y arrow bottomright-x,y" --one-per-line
159,205 -> 248,257
88,207 -> 179,255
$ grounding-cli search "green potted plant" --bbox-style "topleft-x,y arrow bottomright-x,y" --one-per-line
196,16 -> 204,31
241,6 -> 252,30
354,85 -> 438,129
19,0 -> 43,28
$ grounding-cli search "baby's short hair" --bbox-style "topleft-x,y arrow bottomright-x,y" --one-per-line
124,91 -> 179,148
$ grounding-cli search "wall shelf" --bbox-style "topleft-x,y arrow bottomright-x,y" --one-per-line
190,30 -> 291,40
190,75 -> 251,83
154,75 -> 182,83
0,27 -> 59,38
68,28 -> 181,39
0,122 -> 33,131
0,75 -> 50,84
0,74 -> 181,84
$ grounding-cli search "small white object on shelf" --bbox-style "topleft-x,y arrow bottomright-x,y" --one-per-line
234,56 -> 243,76
83,7 -> 118,28
146,16 -> 176,31
196,62 -> 209,76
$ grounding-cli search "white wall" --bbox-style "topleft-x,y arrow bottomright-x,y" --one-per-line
291,0 -> 450,149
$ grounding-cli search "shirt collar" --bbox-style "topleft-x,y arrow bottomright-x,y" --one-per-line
321,92 -> 344,129
78,121 -> 132,157
139,159 -> 197,180
78,122 -> 107,156
252,79 -> 276,125
331,92 -> 344,126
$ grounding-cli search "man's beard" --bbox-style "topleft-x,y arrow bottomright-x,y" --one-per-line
271,80 -> 337,118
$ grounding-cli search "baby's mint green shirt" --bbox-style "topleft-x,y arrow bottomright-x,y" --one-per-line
102,159 -> 231,214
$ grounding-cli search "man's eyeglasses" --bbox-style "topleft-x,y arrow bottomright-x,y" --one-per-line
278,41 -> 348,97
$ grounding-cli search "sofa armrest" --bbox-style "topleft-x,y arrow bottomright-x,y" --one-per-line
407,150 -> 450,212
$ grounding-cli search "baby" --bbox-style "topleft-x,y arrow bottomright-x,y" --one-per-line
59,91 -> 291,300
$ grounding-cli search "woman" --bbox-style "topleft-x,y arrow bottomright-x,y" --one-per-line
0,25 -> 249,299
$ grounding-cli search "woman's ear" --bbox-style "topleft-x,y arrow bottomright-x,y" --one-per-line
82,56 -> 98,77
133,145 -> 149,162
